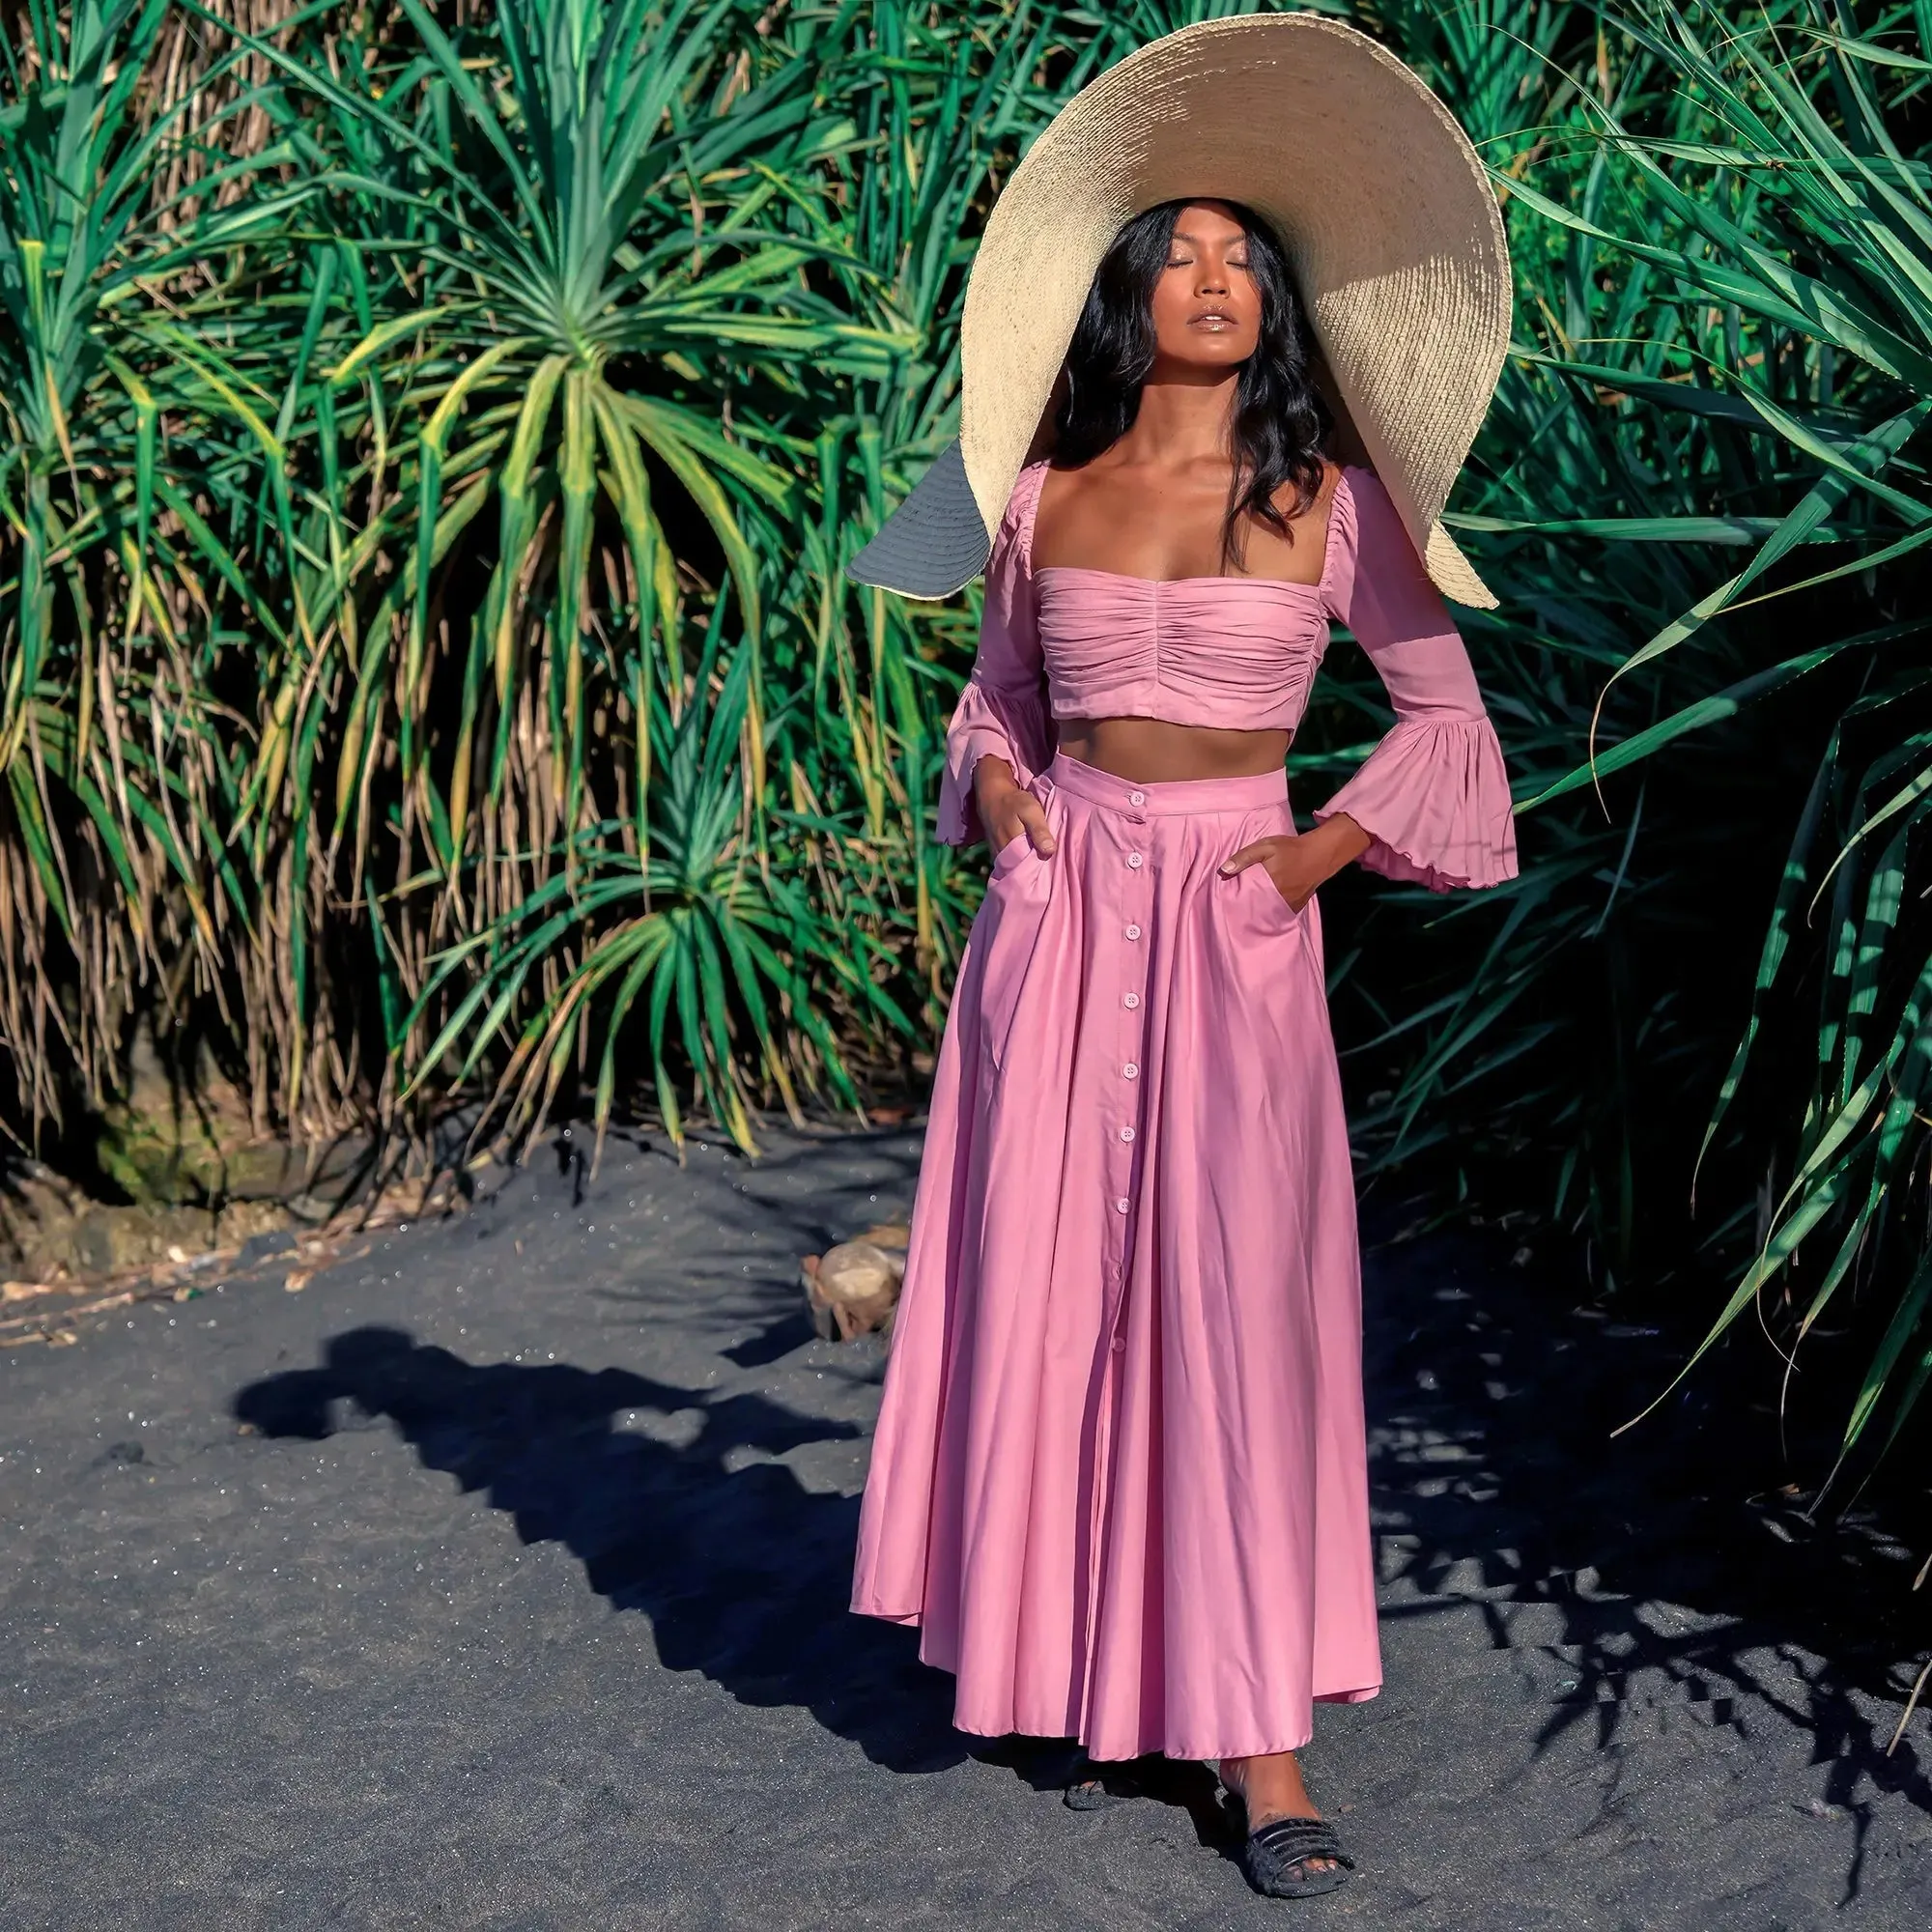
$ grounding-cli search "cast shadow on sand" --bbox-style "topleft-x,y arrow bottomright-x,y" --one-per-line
229,1324 -> 1228,1847
230,1234 -> 1929,1895
1362,1236 -> 1932,1904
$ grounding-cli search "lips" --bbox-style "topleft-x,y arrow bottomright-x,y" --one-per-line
1190,310 -> 1237,328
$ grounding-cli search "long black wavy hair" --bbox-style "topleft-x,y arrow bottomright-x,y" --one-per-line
1053,199 -> 1331,569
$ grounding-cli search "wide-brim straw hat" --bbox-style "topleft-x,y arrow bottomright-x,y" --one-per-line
849,13 -> 1510,609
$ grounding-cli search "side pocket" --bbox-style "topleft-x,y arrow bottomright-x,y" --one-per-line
975,803 -> 1058,1069
1222,803 -> 1307,941
989,828 -> 1038,879
1241,858 -> 1308,938
987,771 -> 1057,879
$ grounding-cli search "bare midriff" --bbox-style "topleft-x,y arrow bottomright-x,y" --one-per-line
1054,717 -> 1293,784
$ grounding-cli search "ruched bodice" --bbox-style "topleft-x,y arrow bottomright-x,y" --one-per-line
935,458 -> 1518,894
1035,568 -> 1328,730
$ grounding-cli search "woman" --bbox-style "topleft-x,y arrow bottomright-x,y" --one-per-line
847,17 -> 1517,1901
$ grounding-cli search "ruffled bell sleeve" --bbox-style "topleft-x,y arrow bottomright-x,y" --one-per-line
936,468 -> 1054,846
1314,469 -> 1518,892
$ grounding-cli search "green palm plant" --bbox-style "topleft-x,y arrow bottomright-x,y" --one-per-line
0,0 -> 303,1130
281,0 -> 891,821
766,0 -> 1074,988
1476,0 -> 1932,1472
404,628 -> 886,1153
193,0 -> 929,1151
6,0 -> 1927,1496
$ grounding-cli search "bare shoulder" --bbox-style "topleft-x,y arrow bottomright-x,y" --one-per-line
1032,455 -> 1076,529
1036,448 -> 1105,500
1033,449 -> 1132,541
1265,457 -> 1344,529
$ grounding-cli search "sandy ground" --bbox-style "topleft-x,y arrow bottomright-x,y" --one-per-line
1,1123 -> 1928,1930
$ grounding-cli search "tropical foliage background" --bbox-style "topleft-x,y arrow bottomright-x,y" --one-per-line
3,0 -> 1930,1472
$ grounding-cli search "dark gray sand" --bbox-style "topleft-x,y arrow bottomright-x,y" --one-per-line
2,1125 -> 1927,1930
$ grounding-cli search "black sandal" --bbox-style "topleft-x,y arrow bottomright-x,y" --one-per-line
1235,1812 -> 1356,1899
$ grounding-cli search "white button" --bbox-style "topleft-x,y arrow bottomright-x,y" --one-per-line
1123,992 -> 1140,1009
1126,852 -> 1144,869
1115,1198 -> 1130,1214
1125,923 -> 1142,941
1127,790 -> 1146,807
1122,1063 -> 1139,1079
1111,1335 -> 1126,1351
1120,1126 -> 1135,1143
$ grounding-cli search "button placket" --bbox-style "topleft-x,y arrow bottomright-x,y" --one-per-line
1079,785 -> 1155,1739
1105,794 -> 1151,1336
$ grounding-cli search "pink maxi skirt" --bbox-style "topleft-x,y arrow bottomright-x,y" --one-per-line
851,753 -> 1379,1761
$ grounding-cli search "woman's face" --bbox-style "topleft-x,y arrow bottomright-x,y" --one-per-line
1148,201 -> 1261,374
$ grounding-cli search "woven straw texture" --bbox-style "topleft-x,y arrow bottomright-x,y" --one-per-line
957,13 -> 1511,607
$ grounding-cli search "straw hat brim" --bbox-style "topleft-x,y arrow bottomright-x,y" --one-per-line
849,13 -> 1510,608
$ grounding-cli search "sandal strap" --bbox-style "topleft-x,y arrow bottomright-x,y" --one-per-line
1248,1816 -> 1356,1873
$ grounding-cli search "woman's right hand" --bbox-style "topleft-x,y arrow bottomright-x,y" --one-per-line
974,755 -> 1056,860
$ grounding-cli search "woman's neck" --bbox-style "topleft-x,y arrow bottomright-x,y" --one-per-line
1116,366 -> 1239,467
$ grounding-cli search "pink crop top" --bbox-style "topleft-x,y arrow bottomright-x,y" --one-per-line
941,462 -> 1517,893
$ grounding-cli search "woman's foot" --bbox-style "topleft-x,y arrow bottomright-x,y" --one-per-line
1218,1752 -> 1351,1891
1063,1749 -> 1155,1808
1218,1749 -> 1324,1834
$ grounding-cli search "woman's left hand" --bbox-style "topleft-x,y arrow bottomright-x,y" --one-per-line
1219,814 -> 1372,912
